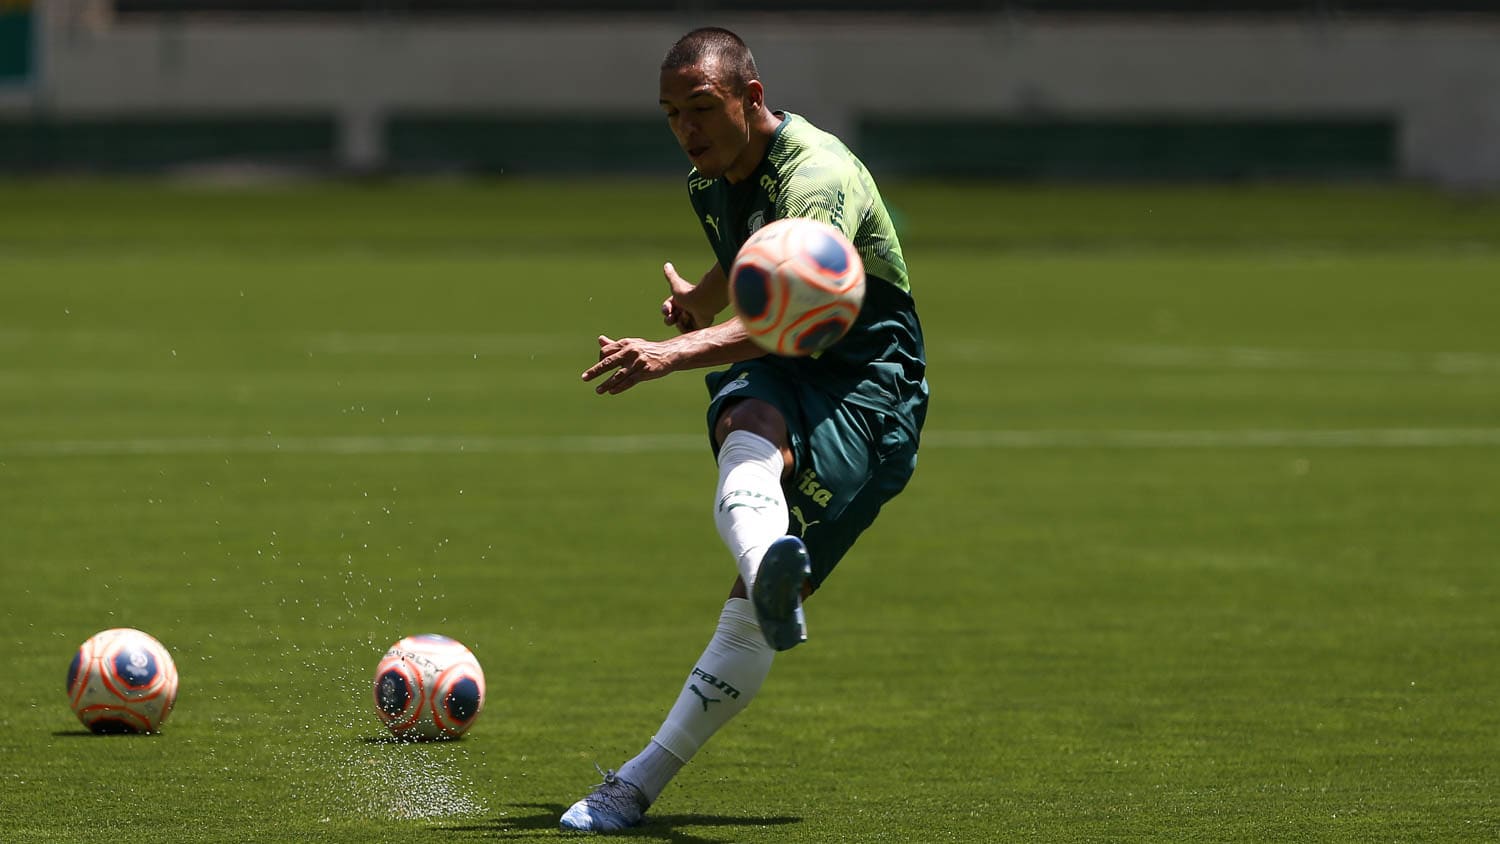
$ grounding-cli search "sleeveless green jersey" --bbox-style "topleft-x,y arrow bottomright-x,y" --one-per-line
688,112 -> 927,433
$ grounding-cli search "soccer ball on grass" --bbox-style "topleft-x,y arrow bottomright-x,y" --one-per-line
729,217 -> 866,357
373,634 -> 486,740
66,627 -> 179,734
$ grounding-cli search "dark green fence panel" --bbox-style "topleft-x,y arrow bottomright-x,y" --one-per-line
857,117 -> 1397,180
0,4 -> 34,84
0,116 -> 338,171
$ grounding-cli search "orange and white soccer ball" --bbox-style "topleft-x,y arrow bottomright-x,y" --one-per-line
729,217 -> 866,357
373,634 -> 486,740
66,628 -> 179,734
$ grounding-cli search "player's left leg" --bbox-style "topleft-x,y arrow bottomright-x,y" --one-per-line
557,767 -> 649,833
561,395 -> 796,833
559,587 -> 777,832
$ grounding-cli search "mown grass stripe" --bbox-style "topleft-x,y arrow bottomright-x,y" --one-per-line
5,428 -> 1500,458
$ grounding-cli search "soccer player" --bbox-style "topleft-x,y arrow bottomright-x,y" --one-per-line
563,27 -> 928,832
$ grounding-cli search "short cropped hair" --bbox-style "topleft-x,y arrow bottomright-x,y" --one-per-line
661,27 -> 760,93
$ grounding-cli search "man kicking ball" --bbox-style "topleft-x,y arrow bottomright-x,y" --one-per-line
565,26 -> 928,832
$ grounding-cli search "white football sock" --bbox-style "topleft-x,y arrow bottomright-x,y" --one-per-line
614,739 -> 681,806
713,430 -> 788,589
626,598 -> 774,802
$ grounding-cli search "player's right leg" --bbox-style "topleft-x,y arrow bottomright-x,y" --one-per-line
712,398 -> 813,649
711,398 -> 794,585
749,535 -> 813,651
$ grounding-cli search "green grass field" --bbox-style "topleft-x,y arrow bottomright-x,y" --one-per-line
1,180 -> 1498,842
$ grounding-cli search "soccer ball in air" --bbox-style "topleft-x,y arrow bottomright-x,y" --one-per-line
66,628 -> 179,734
373,634 -> 486,740
729,217 -> 866,357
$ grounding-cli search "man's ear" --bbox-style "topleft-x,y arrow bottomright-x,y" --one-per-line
745,79 -> 765,112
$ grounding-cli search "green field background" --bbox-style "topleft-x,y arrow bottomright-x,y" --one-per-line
1,181 -> 1497,842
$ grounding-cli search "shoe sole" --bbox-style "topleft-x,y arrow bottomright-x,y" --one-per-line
752,536 -> 811,651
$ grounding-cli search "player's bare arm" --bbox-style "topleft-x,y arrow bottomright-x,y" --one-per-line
662,262 -> 729,333
581,320 -> 763,396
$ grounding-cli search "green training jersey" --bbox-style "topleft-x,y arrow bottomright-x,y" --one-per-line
688,112 -> 927,433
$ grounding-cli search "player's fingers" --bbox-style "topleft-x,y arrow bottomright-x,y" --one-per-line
598,341 -> 629,367
667,314 -> 696,333
663,262 -> 694,296
581,349 -> 623,382
663,303 -> 696,332
607,370 -> 637,395
597,360 -> 637,394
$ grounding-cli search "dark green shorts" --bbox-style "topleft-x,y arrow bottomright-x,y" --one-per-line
705,360 -> 921,590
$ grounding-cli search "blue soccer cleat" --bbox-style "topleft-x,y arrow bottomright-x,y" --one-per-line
559,768 -> 649,833
751,536 -> 812,651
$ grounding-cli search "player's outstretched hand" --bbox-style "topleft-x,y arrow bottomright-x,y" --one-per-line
661,262 -> 714,333
581,335 -> 675,395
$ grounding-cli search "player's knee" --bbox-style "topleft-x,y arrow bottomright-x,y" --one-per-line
714,399 -> 788,450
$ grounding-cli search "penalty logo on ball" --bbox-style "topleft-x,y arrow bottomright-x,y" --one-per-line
373,634 -> 486,741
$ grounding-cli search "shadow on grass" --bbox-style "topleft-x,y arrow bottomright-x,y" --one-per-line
437,802 -> 801,842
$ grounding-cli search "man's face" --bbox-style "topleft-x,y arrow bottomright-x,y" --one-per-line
659,59 -> 755,180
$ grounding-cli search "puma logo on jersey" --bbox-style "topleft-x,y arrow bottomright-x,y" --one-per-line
704,213 -> 721,241
789,505 -> 822,537
796,469 -> 835,507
